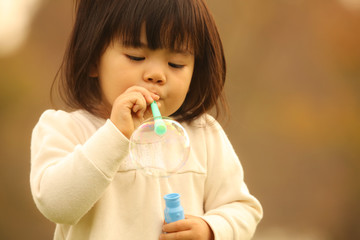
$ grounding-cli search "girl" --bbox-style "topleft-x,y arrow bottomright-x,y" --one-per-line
30,0 -> 263,239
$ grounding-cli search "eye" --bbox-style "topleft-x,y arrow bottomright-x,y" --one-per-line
126,55 -> 145,61
168,62 -> 185,69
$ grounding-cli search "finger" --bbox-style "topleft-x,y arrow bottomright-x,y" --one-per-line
120,92 -> 146,113
125,86 -> 159,103
159,230 -> 192,240
132,103 -> 140,113
135,104 -> 147,118
151,92 -> 160,101
162,219 -> 191,233
131,95 -> 147,116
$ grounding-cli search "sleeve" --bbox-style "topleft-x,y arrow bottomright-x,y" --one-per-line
201,119 -> 263,240
30,110 -> 129,225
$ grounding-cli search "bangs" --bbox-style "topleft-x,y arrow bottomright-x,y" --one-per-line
109,0 -> 201,53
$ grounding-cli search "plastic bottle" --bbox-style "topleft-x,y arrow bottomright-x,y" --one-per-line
164,193 -> 185,223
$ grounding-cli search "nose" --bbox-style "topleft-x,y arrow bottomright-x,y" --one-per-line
144,66 -> 166,84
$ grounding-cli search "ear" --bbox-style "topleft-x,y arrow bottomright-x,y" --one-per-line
89,63 -> 98,78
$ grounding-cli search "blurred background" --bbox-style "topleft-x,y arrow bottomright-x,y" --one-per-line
0,0 -> 359,239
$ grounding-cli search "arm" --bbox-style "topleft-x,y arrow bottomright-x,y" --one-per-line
30,87 -> 158,225
30,110 -> 129,224
201,119 -> 263,240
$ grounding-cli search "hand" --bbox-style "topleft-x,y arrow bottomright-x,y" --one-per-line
159,215 -> 214,240
110,86 -> 159,138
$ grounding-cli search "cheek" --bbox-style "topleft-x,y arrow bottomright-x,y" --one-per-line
99,68 -> 137,104
182,73 -> 193,97
99,79 -> 122,106
170,77 -> 192,111
179,82 -> 191,100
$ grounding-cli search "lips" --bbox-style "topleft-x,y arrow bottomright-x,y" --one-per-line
148,89 -> 162,99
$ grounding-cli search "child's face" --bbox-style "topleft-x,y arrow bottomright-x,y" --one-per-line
92,26 -> 195,118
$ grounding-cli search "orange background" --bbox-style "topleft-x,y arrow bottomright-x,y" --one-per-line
0,0 -> 359,239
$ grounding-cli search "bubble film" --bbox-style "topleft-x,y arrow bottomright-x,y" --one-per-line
129,117 -> 190,177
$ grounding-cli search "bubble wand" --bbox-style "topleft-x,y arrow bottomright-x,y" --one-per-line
150,101 -> 167,135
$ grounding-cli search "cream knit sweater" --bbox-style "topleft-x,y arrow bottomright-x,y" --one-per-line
30,110 -> 262,240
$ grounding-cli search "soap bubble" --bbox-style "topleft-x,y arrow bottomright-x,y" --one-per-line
129,117 -> 190,177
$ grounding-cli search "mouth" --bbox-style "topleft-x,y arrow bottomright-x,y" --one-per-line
148,88 -> 162,99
